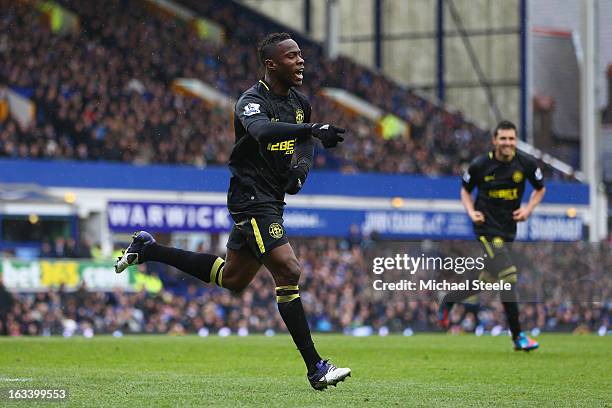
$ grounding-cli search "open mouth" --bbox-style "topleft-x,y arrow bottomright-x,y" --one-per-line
295,68 -> 304,80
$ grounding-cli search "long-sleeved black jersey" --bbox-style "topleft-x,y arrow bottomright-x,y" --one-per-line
228,79 -> 313,218
462,150 -> 545,241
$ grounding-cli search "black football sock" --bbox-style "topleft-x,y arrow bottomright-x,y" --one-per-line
144,243 -> 224,287
276,286 -> 321,374
503,301 -> 522,340
501,286 -> 522,339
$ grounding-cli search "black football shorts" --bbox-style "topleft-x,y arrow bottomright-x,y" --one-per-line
226,215 -> 289,260
477,236 -> 518,284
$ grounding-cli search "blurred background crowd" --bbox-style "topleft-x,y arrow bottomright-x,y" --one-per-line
1,0 -> 553,177
1,237 -> 608,337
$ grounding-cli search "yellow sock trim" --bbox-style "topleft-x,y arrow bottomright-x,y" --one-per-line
479,236 -> 494,258
277,294 -> 300,303
498,266 -> 518,279
504,274 -> 517,284
251,218 -> 266,254
217,266 -> 223,288
209,257 -> 224,286
275,285 -> 299,291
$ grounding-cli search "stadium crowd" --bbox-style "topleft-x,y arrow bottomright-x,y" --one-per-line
2,0 -> 533,177
1,237 -> 608,337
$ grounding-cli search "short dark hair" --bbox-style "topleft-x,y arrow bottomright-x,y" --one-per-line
493,120 -> 517,138
257,32 -> 292,65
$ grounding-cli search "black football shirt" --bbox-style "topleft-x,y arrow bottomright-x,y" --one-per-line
228,80 -> 312,218
462,150 -> 545,241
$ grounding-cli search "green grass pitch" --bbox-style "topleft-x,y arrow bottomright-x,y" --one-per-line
0,334 -> 610,407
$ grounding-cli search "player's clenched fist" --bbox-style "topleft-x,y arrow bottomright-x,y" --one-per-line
469,211 -> 485,225
310,123 -> 345,148
284,165 -> 307,195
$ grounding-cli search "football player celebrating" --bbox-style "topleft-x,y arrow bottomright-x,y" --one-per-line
438,120 -> 546,351
115,33 -> 349,389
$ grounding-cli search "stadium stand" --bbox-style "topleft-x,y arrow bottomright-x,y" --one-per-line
1,0 -> 566,177
2,238 -> 608,336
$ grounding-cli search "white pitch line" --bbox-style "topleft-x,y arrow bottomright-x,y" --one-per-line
0,378 -> 33,382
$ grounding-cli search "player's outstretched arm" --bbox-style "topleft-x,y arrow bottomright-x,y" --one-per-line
237,95 -> 344,147
248,119 -> 313,142
238,95 -> 314,142
247,120 -> 345,149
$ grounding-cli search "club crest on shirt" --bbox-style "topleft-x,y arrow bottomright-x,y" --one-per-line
269,223 -> 284,239
243,103 -> 261,116
295,109 -> 304,124
512,170 -> 524,183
